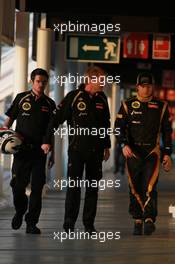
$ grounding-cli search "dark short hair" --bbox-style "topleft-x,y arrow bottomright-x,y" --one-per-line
30,68 -> 49,81
137,72 -> 155,85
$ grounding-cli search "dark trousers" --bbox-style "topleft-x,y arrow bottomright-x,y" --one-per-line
126,152 -> 159,222
10,148 -> 46,225
63,150 -> 103,229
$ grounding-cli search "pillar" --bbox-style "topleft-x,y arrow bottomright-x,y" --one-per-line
52,40 -> 66,190
14,12 -> 29,95
36,28 -> 52,95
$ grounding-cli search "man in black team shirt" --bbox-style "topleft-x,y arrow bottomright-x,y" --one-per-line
42,66 -> 111,235
4,68 -> 56,234
115,72 -> 172,235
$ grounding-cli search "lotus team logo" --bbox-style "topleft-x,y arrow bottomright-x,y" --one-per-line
22,102 -> 31,111
131,101 -> 140,109
77,102 -> 86,111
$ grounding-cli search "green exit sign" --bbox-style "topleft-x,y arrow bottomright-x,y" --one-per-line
66,34 -> 120,63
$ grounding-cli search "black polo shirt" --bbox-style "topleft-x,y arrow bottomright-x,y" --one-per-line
44,85 -> 111,151
5,90 -> 56,145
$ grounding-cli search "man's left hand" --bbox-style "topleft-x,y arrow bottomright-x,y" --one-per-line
103,148 -> 110,162
162,155 -> 172,172
41,144 -> 51,154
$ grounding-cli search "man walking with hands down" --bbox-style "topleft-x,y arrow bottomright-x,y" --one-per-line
115,72 -> 172,235
4,68 -> 56,234
42,66 -> 111,235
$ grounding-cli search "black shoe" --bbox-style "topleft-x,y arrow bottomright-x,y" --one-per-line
133,221 -> 143,235
84,226 -> 97,235
26,225 -> 41,234
11,213 -> 23,230
144,219 -> 155,235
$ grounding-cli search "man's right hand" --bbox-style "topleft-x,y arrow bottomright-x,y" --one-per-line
41,144 -> 51,154
122,145 -> 133,158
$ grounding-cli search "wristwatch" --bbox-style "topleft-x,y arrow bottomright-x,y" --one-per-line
121,143 -> 126,148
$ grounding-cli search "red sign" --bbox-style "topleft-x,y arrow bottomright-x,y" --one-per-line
123,33 -> 149,59
152,34 -> 171,59
166,89 -> 175,101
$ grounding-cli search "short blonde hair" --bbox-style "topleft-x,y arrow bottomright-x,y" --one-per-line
84,66 -> 106,84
